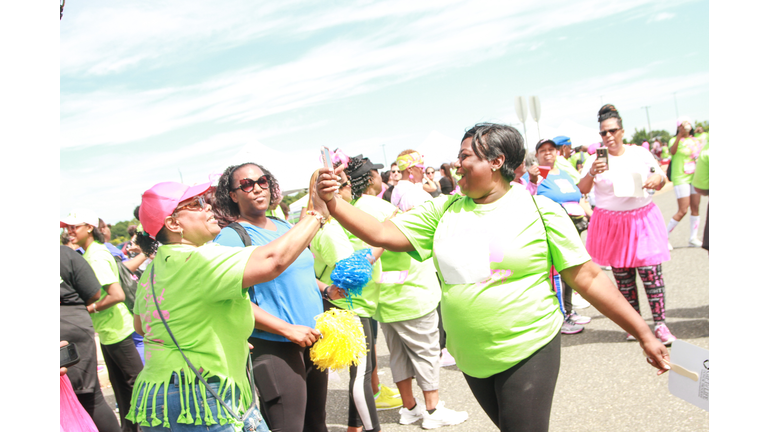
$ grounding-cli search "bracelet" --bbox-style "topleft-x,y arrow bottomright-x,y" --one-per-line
588,169 -> 595,177
92,303 -> 99,313
306,210 -> 327,228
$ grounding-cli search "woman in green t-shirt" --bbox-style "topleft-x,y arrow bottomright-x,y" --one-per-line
666,117 -> 704,248
126,180 -> 331,432
314,123 -> 671,431
63,208 -> 144,432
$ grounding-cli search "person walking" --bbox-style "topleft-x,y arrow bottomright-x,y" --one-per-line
666,116 -> 704,248
577,104 -> 677,346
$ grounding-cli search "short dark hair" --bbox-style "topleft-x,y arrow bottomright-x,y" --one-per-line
461,123 -> 525,182
214,162 -> 281,222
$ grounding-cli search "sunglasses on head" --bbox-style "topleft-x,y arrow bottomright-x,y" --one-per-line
599,128 -> 621,137
174,196 -> 207,214
232,175 -> 270,193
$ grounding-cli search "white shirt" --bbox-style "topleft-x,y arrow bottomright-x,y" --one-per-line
581,145 -> 661,212
390,180 -> 432,212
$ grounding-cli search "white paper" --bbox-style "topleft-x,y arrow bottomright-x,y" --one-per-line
668,340 -> 709,411
612,172 -> 646,198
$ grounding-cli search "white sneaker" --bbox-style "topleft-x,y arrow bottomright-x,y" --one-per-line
688,238 -> 702,247
668,241 -> 673,251
399,400 -> 424,425
421,401 -> 469,429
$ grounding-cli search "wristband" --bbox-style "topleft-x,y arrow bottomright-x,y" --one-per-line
92,303 -> 99,313
306,210 -> 327,228
588,169 -> 595,177
322,285 -> 331,300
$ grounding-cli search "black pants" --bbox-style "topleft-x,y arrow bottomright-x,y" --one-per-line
249,337 -> 328,432
101,335 -> 144,432
463,333 -> 561,432
61,306 -> 121,432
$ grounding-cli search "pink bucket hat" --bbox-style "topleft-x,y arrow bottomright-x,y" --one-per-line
676,116 -> 693,128
139,181 -> 211,239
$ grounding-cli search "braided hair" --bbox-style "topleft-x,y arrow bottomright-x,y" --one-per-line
213,162 -> 281,222
461,123 -> 525,182
597,104 -> 623,128
345,156 -> 373,200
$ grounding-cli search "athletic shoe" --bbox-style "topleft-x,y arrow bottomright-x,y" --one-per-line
376,390 -> 403,411
626,333 -> 637,342
688,238 -> 703,248
599,265 -> 612,271
560,316 -> 584,335
440,348 -> 456,367
654,323 -> 677,346
568,312 -> 591,325
668,241 -> 674,251
398,400 -> 423,424
571,291 -> 591,309
380,384 -> 400,399
421,401 -> 469,430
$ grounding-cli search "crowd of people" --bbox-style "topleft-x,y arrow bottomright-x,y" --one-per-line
60,104 -> 708,432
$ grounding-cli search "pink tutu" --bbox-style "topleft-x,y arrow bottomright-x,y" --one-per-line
586,203 -> 670,268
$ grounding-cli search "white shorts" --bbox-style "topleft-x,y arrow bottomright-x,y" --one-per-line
674,183 -> 697,199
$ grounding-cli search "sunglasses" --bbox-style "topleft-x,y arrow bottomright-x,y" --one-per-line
426,170 -> 435,174
339,179 -> 351,188
599,128 -> 622,137
174,196 -> 207,214
232,175 -> 270,193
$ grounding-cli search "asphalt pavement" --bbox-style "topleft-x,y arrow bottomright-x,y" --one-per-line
104,183 -> 709,431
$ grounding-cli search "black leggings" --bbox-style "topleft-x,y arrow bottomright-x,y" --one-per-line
77,391 -> 121,432
101,335 -> 144,432
249,337 -> 328,432
347,317 -> 380,432
463,333 -> 561,432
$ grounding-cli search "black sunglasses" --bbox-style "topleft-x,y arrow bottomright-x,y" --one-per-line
599,128 -> 622,137
232,175 -> 270,193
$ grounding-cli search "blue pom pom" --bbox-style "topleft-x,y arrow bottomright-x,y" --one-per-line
330,249 -> 373,308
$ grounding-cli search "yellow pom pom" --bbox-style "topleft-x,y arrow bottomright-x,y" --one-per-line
310,309 -> 367,372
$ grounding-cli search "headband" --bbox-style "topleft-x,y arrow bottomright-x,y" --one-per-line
396,151 -> 425,172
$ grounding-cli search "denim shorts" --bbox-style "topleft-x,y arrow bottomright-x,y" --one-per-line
134,373 -> 269,432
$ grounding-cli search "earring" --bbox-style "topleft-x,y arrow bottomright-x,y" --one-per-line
409,174 -> 414,180
88,230 -> 92,233
492,168 -> 497,172
180,228 -> 184,240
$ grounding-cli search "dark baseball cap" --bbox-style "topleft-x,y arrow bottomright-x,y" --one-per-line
347,155 -> 384,179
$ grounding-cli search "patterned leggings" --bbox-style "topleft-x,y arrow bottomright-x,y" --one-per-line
611,265 -> 666,323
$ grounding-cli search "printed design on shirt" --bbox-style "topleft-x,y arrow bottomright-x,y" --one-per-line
553,179 -> 577,194
139,286 -> 169,358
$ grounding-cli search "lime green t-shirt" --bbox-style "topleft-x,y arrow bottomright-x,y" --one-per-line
556,155 -> 581,184
390,185 -> 590,378
311,218 -> 381,317
127,243 -> 255,428
695,131 -> 709,147
660,145 -> 671,160
351,195 -> 441,323
692,141 -> 709,191
82,241 -> 134,345
670,136 -> 702,185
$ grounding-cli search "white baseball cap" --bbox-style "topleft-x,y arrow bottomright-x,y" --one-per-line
60,209 -> 99,228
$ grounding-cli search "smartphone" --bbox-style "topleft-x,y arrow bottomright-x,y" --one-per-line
596,147 -> 609,170
60,343 -> 80,368
320,146 -> 333,170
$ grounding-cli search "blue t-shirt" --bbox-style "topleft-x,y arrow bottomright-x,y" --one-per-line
523,170 -> 581,205
214,219 -> 323,342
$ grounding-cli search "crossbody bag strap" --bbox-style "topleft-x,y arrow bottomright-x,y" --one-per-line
149,264 -> 258,422
530,195 -> 554,269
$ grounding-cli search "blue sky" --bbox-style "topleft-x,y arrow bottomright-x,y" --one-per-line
60,0 -> 709,223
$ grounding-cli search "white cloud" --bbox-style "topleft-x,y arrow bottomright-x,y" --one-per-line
649,12 -> 676,22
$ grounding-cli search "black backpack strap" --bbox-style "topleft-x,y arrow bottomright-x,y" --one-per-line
226,222 -> 251,247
